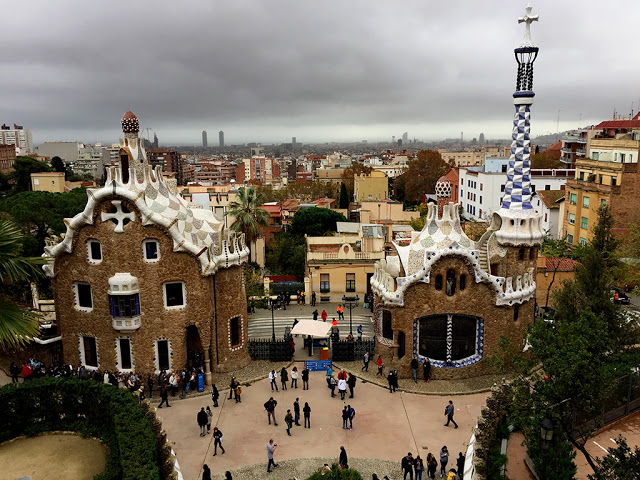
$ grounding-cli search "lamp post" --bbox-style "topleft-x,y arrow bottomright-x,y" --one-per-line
539,416 -> 555,480
269,295 -> 277,342
342,295 -> 360,335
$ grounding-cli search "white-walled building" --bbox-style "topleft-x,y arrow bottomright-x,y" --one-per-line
1,127 -> 33,154
458,158 -> 574,221
532,190 -> 565,239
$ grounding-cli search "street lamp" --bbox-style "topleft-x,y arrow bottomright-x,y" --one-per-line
539,416 -> 555,480
269,295 -> 278,342
342,295 -> 360,336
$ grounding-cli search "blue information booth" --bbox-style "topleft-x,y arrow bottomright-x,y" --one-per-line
305,360 -> 332,372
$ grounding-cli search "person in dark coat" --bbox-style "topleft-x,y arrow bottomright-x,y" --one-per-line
280,367 -> 288,390
158,384 -> 170,408
402,453 -> 415,480
197,407 -> 208,436
303,401 -> 311,428
339,446 -> 348,469
301,368 -> 310,390
456,452 -> 465,479
347,373 -> 357,398
213,426 -> 225,455
423,358 -> 431,383
212,384 -> 219,407
202,464 -> 212,480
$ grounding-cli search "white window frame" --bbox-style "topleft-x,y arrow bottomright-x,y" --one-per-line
228,316 -> 244,351
74,282 -> 93,312
87,239 -> 103,264
163,281 -> 186,309
79,335 -> 99,370
143,239 -> 161,263
116,337 -> 134,372
154,339 -> 172,374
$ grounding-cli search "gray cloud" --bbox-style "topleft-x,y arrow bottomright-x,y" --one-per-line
2,0 -> 638,145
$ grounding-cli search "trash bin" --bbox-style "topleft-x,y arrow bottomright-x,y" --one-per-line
198,373 -> 204,392
321,347 -> 329,361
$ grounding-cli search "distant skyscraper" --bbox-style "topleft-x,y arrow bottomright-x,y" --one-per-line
479,133 -> 485,144
402,132 -> 408,142
392,135 -> 395,143
152,133 -> 159,149
219,130 -> 225,147
292,136 -> 296,145
202,130 -> 208,147
461,131 -> 464,142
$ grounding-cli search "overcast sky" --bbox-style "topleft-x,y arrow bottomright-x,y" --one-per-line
3,1 -> 639,146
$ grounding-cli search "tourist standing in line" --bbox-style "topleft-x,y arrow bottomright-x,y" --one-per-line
303,401 -> 311,428
347,373 -> 357,398
158,384 -> 170,408
293,398 -> 301,426
411,357 -> 419,383
284,409 -> 293,436
269,370 -> 278,391
377,355 -> 384,376
444,400 -> 458,429
402,452 -> 415,480
206,406 -> 213,433
280,367 -> 288,390
169,371 -> 178,396
456,452 -> 465,479
423,358 -> 431,383
362,351 -> 369,372
301,367 -> 310,390
267,439 -> 278,473
414,454 -> 424,480
202,464 -> 212,480
212,384 -> 219,407
338,376 -> 347,400
291,366 -> 299,388
339,446 -> 348,469
197,407 -> 208,437
264,397 -> 278,426
439,446 -> 449,477
213,427 -> 225,455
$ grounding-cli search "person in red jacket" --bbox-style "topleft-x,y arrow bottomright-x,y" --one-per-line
321,309 -> 327,322
21,362 -> 32,380
376,355 -> 384,376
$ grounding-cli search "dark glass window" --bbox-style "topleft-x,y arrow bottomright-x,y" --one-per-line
77,283 -> 92,309
446,269 -> 456,296
83,336 -> 97,367
145,240 -> 159,260
230,316 -> 241,347
459,274 -> 466,291
435,275 -> 443,291
109,294 -> 140,317
451,316 -> 477,360
165,282 -> 184,307
89,241 -> 102,261
119,339 -> 132,370
518,248 -> 525,261
418,315 -> 448,361
346,273 -> 356,292
157,340 -> 170,371
320,274 -> 330,293
382,310 -> 393,340
514,304 -> 519,322
397,331 -> 406,359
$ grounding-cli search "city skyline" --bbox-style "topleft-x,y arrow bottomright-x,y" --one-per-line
3,1 -> 639,146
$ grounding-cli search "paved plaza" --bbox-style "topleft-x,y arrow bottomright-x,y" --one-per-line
157,363 -> 488,480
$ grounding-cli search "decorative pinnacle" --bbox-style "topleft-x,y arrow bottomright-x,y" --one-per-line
518,4 -> 539,48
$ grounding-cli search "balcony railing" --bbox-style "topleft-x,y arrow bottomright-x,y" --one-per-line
562,135 -> 587,144
576,148 -> 586,156
112,316 -> 141,331
307,251 -> 385,261
560,147 -> 573,154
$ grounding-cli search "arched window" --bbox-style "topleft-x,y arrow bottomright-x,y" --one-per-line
459,274 -> 467,291
446,269 -> 456,296
518,248 -> 525,261
417,314 -> 482,366
382,310 -> 393,340
435,275 -> 443,291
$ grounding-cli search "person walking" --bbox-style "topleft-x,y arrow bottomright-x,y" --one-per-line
342,406 -> 349,429
264,397 -> 278,426
284,409 -> 293,436
427,453 -> 437,479
329,375 -> 337,397
338,376 -> 347,400
439,446 -> 449,478
280,367 -> 288,390
202,464 -> 212,480
302,367 -> 310,390
313,309 -> 319,320
212,384 -> 219,407
212,426 -> 225,455
206,406 -> 213,434
402,452 -> 415,480
415,455 -> 424,480
347,373 -> 357,398
423,358 -> 431,383
348,404 -> 355,430
269,370 -> 278,391
293,398 -> 301,426
376,355 -> 384,376
197,407 -> 208,437
362,352 -> 369,372
337,305 -> 344,320
303,401 -> 311,428
267,439 -> 278,473
10,362 -> 19,383
444,400 -> 458,429
411,357 -> 419,383
339,446 -> 348,470
456,453 -> 465,480
387,370 -> 396,393
158,384 -> 170,408
321,309 -> 327,321
291,366 -> 299,389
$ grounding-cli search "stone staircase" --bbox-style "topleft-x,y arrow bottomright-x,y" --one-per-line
475,231 -> 491,273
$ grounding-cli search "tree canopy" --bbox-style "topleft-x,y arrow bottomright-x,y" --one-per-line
226,186 -> 270,246
290,207 -> 348,237
341,163 -> 372,201
10,156 -> 52,193
403,150 -> 450,202
531,151 -> 563,169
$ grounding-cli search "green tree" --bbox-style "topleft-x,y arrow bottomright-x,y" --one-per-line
290,207 -> 347,237
541,235 -> 573,308
50,156 -> 66,173
531,151 -> 562,169
404,150 -> 450,202
226,186 -> 270,256
393,174 -> 406,203
589,436 -> 640,480
0,219 -> 48,348
265,231 -> 306,278
339,182 -> 349,209
10,156 -> 52,193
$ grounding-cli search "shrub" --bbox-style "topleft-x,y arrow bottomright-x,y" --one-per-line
306,463 -> 363,480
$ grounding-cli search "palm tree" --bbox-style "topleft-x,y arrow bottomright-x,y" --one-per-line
0,219 -> 48,348
226,186 -> 270,260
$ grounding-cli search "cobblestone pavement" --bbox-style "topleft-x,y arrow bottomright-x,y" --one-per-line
157,362 -> 488,480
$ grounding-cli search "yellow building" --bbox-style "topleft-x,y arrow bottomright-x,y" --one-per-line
354,171 -> 388,202
31,172 -> 65,193
306,223 -> 385,303
359,199 -> 419,224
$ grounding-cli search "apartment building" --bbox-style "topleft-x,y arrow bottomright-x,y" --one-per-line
0,125 -> 33,153
0,144 -> 16,174
354,171 -> 388,202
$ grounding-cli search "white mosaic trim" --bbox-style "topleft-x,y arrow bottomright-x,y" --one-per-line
227,315 -> 245,351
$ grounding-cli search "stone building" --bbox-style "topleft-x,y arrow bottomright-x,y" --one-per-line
370,8 -> 544,379
43,111 -> 250,384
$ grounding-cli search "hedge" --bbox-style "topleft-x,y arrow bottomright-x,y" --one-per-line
0,377 -> 161,480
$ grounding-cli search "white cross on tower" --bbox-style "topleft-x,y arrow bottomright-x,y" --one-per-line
101,200 -> 135,233
518,4 -> 539,47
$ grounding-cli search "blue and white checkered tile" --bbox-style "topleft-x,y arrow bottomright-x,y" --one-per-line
501,104 -> 533,210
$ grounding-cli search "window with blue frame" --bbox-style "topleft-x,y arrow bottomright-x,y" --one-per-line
109,294 -> 140,317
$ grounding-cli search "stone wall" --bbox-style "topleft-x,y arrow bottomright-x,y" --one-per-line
374,255 -> 533,379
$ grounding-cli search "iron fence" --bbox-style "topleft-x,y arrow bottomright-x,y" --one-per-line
248,338 -> 294,362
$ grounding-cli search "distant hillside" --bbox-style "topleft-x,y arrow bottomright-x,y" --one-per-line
532,131 -> 568,147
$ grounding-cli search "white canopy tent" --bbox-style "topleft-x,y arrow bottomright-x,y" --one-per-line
290,320 -> 332,356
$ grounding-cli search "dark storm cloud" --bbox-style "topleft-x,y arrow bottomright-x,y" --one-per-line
2,1 -> 638,144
